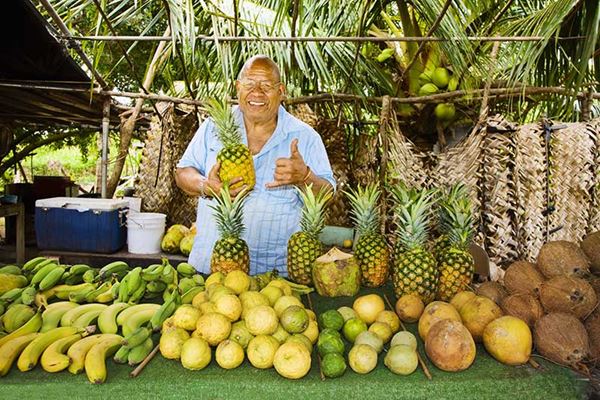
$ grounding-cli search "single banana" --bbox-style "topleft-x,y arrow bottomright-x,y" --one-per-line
29,259 -> 55,275
68,264 -> 93,276
116,303 -> 161,327
84,335 -> 123,384
0,333 -> 39,376
97,261 -> 129,281
0,312 -> 42,348
125,267 -> 143,297
20,286 -> 37,306
22,256 -> 48,272
0,287 -> 25,302
17,326 -> 81,371
60,304 -> 108,327
113,345 -> 129,364
0,265 -> 22,275
39,267 -> 66,291
117,274 -> 130,303
123,326 -> 152,349
40,333 -> 82,372
127,337 -> 153,366
41,302 -> 79,333
178,277 -> 197,293
160,264 -> 175,284
85,282 -> 112,303
97,303 -> 130,334
122,308 -> 158,336
141,264 -> 164,281
94,290 -> 115,304
67,333 -> 120,374
53,283 -> 96,300
176,262 -> 197,277
192,274 -> 205,286
110,281 -> 121,298
146,280 -> 167,293
64,274 -> 84,286
181,286 -> 205,304
71,308 -> 106,329
30,263 -> 59,287
82,269 -> 97,284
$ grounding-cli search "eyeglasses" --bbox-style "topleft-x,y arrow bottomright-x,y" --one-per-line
237,79 -> 280,92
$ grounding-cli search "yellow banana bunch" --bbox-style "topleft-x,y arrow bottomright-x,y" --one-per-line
40,333 -> 82,372
67,333 -> 121,374
17,326 -> 81,371
84,335 -> 124,384
0,333 -> 39,376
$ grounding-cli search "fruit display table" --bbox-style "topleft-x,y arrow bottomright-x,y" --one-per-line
0,286 -> 589,399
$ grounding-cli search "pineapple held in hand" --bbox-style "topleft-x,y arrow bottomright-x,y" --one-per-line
436,184 -> 476,301
287,186 -> 332,285
207,99 -> 255,190
391,185 -> 438,304
209,186 -> 250,274
346,184 -> 389,287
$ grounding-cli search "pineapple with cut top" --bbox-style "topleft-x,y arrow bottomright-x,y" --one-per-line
391,184 -> 439,304
346,184 -> 389,287
207,98 -> 255,190
435,188 -> 476,301
287,185 -> 332,285
209,186 -> 250,274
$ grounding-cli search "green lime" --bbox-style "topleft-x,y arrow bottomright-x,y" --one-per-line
342,318 -> 368,343
317,333 -> 345,356
318,310 -> 345,331
321,352 -> 347,378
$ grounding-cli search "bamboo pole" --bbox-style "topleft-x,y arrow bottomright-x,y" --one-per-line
63,35 -> 588,43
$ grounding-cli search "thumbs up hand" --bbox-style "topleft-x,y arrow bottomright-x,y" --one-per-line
265,138 -> 310,188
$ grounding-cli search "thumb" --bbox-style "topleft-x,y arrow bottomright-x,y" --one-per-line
209,161 -> 221,178
290,139 -> 300,158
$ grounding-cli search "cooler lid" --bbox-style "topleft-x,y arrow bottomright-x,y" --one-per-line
35,197 -> 129,211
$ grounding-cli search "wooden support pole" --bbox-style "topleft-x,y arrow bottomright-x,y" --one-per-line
101,97 -> 110,198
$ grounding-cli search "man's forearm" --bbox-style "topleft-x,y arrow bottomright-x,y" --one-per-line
175,167 -> 206,197
302,171 -> 334,196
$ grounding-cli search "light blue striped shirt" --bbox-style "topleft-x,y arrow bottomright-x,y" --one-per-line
177,105 -> 336,275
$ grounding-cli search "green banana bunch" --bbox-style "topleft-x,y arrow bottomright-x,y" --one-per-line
254,270 -> 280,290
141,264 -> 164,281
127,281 -> 146,304
122,326 -> 152,349
82,269 -> 97,284
64,264 -> 93,285
112,345 -> 129,364
69,283 -> 99,303
176,262 -> 196,278
127,337 -> 153,366
97,261 -> 129,281
0,287 -> 25,303
22,257 -> 49,273
150,290 -> 180,331
146,280 -> 167,293
125,267 -> 143,297
85,282 -> 112,303
53,283 -> 97,300
30,263 -> 60,288
178,277 -> 197,293
275,278 -> 314,295
20,287 -> 37,306
181,286 -> 205,304
39,266 -> 65,291
160,263 -> 176,284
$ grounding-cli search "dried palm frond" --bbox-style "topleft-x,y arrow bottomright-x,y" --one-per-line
387,112 -> 429,190
588,118 -> 600,232
513,123 -> 547,261
288,104 -> 319,128
547,122 -> 596,242
480,115 -> 519,267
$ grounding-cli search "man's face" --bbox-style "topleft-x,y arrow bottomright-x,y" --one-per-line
236,61 -> 284,125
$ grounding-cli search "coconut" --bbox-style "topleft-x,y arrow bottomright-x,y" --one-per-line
425,319 -> 476,372
589,277 -> 600,298
584,311 -> 600,366
501,293 -> 544,328
580,232 -> 600,275
537,241 -> 590,278
476,281 -> 508,305
534,313 -> 589,366
503,261 -> 544,296
539,276 -> 597,320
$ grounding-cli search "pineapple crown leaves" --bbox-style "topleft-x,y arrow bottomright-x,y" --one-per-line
439,197 -> 475,249
295,185 -> 333,237
208,184 -> 248,239
437,183 -> 471,234
206,98 -> 242,147
394,187 -> 437,250
345,184 -> 382,235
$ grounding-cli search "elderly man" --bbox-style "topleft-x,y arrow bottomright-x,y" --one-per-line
175,55 -> 336,275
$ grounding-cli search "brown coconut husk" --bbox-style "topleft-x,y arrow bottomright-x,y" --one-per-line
589,277 -> 600,298
501,293 -> 544,328
537,241 -> 590,279
587,306 -> 600,346
539,276 -> 598,320
503,261 -> 545,297
585,310 -> 600,366
581,232 -> 600,275
534,312 -> 589,366
476,281 -> 508,305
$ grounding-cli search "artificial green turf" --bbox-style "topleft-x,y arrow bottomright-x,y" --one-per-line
0,285 -> 590,400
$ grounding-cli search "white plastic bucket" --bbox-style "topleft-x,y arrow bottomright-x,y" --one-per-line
127,212 -> 166,254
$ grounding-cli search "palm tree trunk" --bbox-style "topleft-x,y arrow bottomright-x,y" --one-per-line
106,27 -> 170,197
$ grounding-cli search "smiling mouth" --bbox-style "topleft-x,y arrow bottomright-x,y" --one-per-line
248,100 -> 266,106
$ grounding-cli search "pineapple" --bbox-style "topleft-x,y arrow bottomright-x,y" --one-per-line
287,186 -> 332,285
207,99 -> 255,190
436,190 -> 476,301
431,184 -> 469,261
346,184 -> 389,287
209,186 -> 249,274
391,185 -> 439,304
